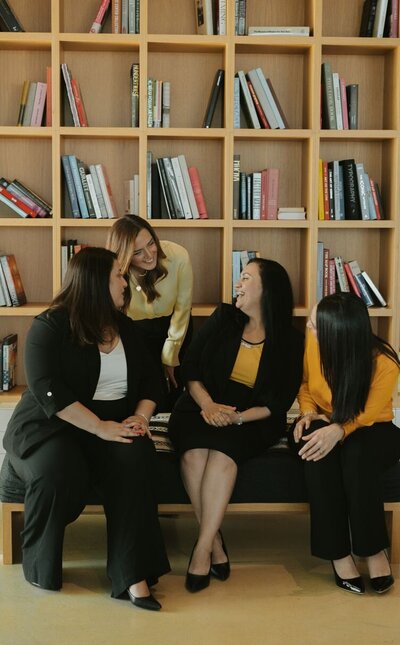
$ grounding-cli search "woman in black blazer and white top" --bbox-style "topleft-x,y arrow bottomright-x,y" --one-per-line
3,248 -> 170,611
168,258 -> 304,592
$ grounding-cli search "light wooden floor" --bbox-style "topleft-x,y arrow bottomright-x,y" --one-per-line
1,510 -> 400,645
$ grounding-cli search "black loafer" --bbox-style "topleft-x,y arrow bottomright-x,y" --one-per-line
127,588 -> 161,611
185,544 -> 211,593
331,561 -> 365,595
211,531 -> 230,581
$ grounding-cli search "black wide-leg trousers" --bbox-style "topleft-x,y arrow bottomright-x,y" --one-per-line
10,401 -> 170,596
291,419 -> 400,560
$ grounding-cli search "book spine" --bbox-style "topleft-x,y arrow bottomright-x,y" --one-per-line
147,78 -> 154,127
146,150 -> 153,218
22,82 -> 37,126
2,334 -> 18,390
321,62 -> 337,129
71,79 -> 88,126
162,157 -> 185,219
346,84 -> 359,130
339,77 -> 349,129
233,77 -> 240,128
121,0 -> 128,33
247,26 -> 310,35
130,63 -> 140,127
248,68 -> 279,129
112,0 -> 121,33
361,270 -> 387,306
128,0 -> 135,33
373,0 -> 389,35
323,247 -> 329,296
203,69 -> 224,128
232,154 -> 240,219
2,254 -> 26,305
355,163 -> 370,220
30,82 -> 47,127
237,70 -> 261,129
332,73 -> 343,130
46,66 -> 52,126
61,64 -> 80,127
246,79 -> 269,128
86,173 -> 102,218
341,159 -> 362,219
327,162 -> 334,219
68,155 -> 89,218
218,0 -> 226,35
153,79 -> 162,128
260,169 -> 267,219
0,263 -> 12,306
0,182 -> 36,217
266,168 -> 279,219
89,0 -> 111,33
344,261 -> 361,297
334,256 -> 350,292
17,80 -> 29,126
177,154 -> 200,219
251,172 -> 262,220
0,256 -> 20,306
316,241 -> 324,302
61,155 -> 80,218
156,158 -> 174,218
265,78 -> 289,128
363,171 -> 377,219
370,178 -> 382,220
95,164 -> 118,218
238,0 -> 246,35
162,81 -> 170,128
348,260 -> 374,306
194,0 -> 214,35
171,157 -> 193,219
89,165 -> 107,217
390,0 -> 399,35
188,166 -> 208,218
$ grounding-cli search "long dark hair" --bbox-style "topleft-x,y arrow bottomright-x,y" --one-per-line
50,247 -> 120,346
246,258 -> 294,362
106,214 -> 167,305
317,292 -> 400,424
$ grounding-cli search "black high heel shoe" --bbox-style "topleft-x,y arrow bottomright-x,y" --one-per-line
127,588 -> 161,611
331,560 -> 365,595
185,543 -> 211,593
369,551 -> 394,594
210,531 -> 230,581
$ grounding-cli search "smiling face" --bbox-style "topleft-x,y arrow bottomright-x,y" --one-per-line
109,260 -> 127,309
129,228 -> 158,274
235,262 -> 263,316
306,304 -> 318,337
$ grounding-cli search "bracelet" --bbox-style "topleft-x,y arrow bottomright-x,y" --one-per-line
236,411 -> 244,426
136,412 -> 149,425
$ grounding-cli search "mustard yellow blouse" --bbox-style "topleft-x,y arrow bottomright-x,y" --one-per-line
230,340 -> 264,388
298,331 -> 399,437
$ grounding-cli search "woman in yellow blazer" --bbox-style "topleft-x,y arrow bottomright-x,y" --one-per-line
293,292 -> 400,595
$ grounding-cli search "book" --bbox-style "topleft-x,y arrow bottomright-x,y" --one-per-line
217,0 -> 226,35
188,166 -> 208,219
346,84 -> 358,130
46,66 -> 52,126
247,26 -> 310,36
254,68 -> 283,129
194,0 -> 213,35
360,0 -> 378,36
71,79 -> 88,126
340,159 -> 362,220
277,208 -> 306,220
62,155 -> 80,218
4,179 -> 45,218
326,161 -> 334,218
361,270 -> 387,306
156,158 -> 174,218
233,154 -> 240,219
237,0 -> 246,35
370,178 -> 383,219
266,168 -> 280,219
86,173 -> 102,218
11,179 -> 52,217
2,333 -> 18,391
162,81 -> 170,128
89,0 -> 111,33
68,155 -> 89,218
0,263 -> 12,306
30,82 -> 47,127
355,163 -> 370,220
344,261 -> 362,298
162,157 -> 185,219
0,254 -> 27,305
266,78 -> 289,129
95,164 -> 118,218
0,0 -> 24,31
251,172 -> 262,220
316,241 -> 324,302
17,80 -> 30,126
61,63 -> 80,127
237,70 -> 261,129
203,69 -> 224,128
0,181 -> 37,218
339,77 -> 349,129
177,154 -> 200,219
88,164 -> 108,217
348,259 -> 374,307
112,0 -> 121,32
77,160 -> 96,217
373,0 -> 389,36
246,68 -> 278,129
334,256 -> 350,292
332,73 -> 343,130
246,79 -> 269,128
321,62 -> 337,129
22,81 -> 37,126
171,157 -> 192,219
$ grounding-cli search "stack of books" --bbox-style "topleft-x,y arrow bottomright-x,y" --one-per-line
318,158 -> 384,221
61,155 -> 118,219
0,254 -> 27,307
0,332 -> 18,391
0,0 -> 24,31
147,78 -> 170,128
277,207 -> 306,220
321,62 -> 358,130
61,64 -> 88,127
359,0 -> 399,37
232,250 -> 260,299
0,178 -> 52,219
194,0 -> 226,35
317,243 -> 387,308
17,74 -> 51,127
234,67 -> 288,129
233,155 -> 280,220
147,152 -> 208,220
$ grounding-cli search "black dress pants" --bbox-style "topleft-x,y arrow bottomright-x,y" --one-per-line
292,419 -> 400,560
10,400 -> 170,596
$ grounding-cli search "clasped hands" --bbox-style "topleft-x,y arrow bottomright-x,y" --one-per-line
96,415 -> 150,443
293,413 -> 345,461
201,401 -> 238,427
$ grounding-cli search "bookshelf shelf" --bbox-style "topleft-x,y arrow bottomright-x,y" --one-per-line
0,0 -> 399,406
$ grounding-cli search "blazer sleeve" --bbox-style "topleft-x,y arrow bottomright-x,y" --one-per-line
24,311 -> 79,418
180,303 -> 227,383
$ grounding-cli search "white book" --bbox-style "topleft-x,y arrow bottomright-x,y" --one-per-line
133,174 -> 139,215
177,154 -> 200,219
255,67 -> 283,129
128,0 -> 136,34
0,264 -> 12,306
218,0 -> 226,35
232,250 -> 242,299
233,77 -> 240,128
251,172 -> 262,220
332,73 -> 343,130
171,157 -> 192,219
86,173 -> 102,218
247,68 -> 279,129
61,243 -> 68,283
89,164 -> 107,217
162,81 -> 170,128
162,157 -> 185,219
334,256 -> 350,292
94,164 -> 116,218
373,0 -> 389,36
153,80 -> 162,128
194,0 -> 214,35
237,70 -> 261,129
361,270 -> 387,306
248,26 -> 310,36
61,63 -> 80,126
355,163 -> 370,220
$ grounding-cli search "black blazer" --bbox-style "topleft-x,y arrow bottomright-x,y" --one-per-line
4,308 -> 161,459
175,303 -> 304,418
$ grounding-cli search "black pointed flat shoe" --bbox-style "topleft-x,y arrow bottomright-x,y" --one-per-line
210,531 -> 230,581
185,544 -> 211,593
127,588 -> 161,611
331,561 -> 365,595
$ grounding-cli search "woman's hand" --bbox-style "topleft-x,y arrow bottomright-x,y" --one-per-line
293,413 -> 330,443
95,420 -> 145,443
164,364 -> 177,389
123,415 -> 151,438
298,423 -> 345,461
201,401 -> 237,427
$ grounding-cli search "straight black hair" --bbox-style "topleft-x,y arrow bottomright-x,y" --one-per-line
317,292 -> 400,424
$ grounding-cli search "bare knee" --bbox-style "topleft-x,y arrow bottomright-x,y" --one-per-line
208,450 -> 237,474
181,448 -> 209,470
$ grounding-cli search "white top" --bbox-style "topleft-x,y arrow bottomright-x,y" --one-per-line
93,338 -> 128,401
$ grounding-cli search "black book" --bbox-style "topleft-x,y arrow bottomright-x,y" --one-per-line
202,69 -> 224,128
340,159 -> 362,220
346,84 -> 359,130
384,0 -> 392,36
327,161 -> 335,220
156,159 -> 175,218
0,0 -> 24,32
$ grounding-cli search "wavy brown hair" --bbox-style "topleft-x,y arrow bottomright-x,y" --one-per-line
106,214 -> 167,305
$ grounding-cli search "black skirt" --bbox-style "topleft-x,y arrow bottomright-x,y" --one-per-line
168,379 -> 284,465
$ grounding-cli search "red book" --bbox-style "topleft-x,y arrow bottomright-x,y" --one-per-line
260,169 -> 268,219
46,66 -> 52,126
0,255 -> 27,306
188,166 -> 208,219
246,79 -> 270,129
344,261 -> 361,298
369,178 -> 382,220
322,161 -> 330,220
0,183 -> 37,217
265,168 -> 279,219
328,258 -> 336,294
89,0 -> 111,33
71,79 -> 88,126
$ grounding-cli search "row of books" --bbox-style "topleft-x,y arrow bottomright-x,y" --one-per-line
17,73 -> 51,127
147,153 -> 208,220
147,78 -> 171,128
0,254 -> 26,307
61,240 -> 89,283
360,0 -> 399,37
0,333 -> 18,392
0,0 -> 23,31
317,245 -> 387,308
111,0 -> 140,34
62,155 -> 118,219
234,67 -> 288,130
318,158 -> 384,221
0,178 -> 52,219
232,249 -> 260,298
62,64 -> 89,127
195,0 -> 226,36
321,62 -> 358,130
233,156 -> 280,220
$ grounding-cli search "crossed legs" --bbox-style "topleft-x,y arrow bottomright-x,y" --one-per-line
180,448 -> 237,574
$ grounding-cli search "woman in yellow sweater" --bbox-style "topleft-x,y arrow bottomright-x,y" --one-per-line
293,292 -> 400,595
107,215 -> 193,409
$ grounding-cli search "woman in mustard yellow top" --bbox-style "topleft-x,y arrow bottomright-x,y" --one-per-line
293,292 -> 400,595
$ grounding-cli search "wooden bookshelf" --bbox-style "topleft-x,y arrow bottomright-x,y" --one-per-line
0,0 -> 399,405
